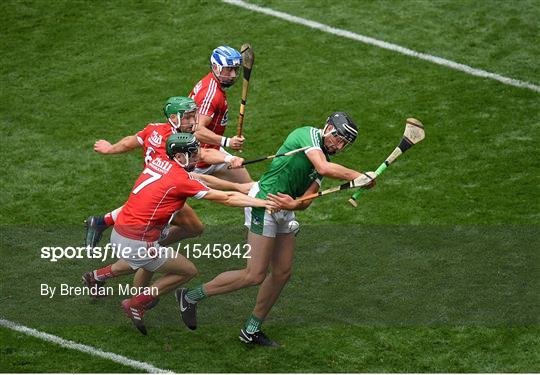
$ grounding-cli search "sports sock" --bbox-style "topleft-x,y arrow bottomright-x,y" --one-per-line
132,293 -> 155,308
244,314 -> 263,334
185,285 -> 207,303
103,207 -> 122,226
103,213 -> 114,226
93,264 -> 116,281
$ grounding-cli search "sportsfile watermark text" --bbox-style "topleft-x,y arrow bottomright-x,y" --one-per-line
40,243 -> 251,262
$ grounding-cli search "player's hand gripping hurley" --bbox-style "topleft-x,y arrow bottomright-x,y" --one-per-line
349,118 -> 425,207
295,172 -> 377,203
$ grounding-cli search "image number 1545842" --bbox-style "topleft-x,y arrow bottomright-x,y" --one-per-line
183,243 -> 251,259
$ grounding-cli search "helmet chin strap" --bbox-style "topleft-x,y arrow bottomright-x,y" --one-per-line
168,114 -> 181,130
173,153 -> 190,168
322,124 -> 335,138
321,125 -> 341,155
169,113 -> 198,133
173,153 -> 198,171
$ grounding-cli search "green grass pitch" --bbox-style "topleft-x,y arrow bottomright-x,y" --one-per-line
1,0 -> 539,372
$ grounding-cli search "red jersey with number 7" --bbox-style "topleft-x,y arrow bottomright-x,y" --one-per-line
115,156 -> 208,241
189,72 -> 228,168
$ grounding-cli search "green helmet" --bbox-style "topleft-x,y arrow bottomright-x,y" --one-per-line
163,96 -> 198,130
166,132 -> 200,161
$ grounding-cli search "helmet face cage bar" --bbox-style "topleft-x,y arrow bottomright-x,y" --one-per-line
176,109 -> 198,133
334,129 -> 355,151
322,128 -> 352,154
212,64 -> 241,76
334,133 -> 353,150
211,64 -> 241,87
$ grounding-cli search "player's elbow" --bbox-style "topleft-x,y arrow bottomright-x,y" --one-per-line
315,164 -> 331,176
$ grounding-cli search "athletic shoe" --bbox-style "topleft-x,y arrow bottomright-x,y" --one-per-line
121,299 -> 147,335
175,288 -> 197,330
82,271 -> 106,299
84,216 -> 107,248
239,329 -> 280,347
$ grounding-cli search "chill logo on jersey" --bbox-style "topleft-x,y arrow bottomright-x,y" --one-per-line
149,131 -> 163,147
150,157 -> 172,174
221,109 -> 228,126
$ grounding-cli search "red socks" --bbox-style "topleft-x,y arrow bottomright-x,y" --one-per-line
103,213 -> 115,226
93,264 -> 115,281
132,293 -> 155,308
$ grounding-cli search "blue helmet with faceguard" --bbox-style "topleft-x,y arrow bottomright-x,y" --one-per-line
210,46 -> 242,87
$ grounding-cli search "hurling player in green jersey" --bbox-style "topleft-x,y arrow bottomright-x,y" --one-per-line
177,112 -> 376,346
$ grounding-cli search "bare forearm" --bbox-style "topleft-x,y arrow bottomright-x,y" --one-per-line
223,191 -> 266,207
200,148 -> 226,164
194,127 -> 223,147
192,173 -> 238,191
293,199 -> 312,211
318,162 -> 361,180
294,181 -> 318,210
267,181 -> 319,211
110,136 -> 140,154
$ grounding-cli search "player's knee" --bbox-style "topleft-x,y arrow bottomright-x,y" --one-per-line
240,170 -> 253,184
183,219 -> 204,237
172,259 -> 198,280
184,262 -> 198,280
273,269 -> 292,284
244,271 -> 266,286
191,221 -> 204,237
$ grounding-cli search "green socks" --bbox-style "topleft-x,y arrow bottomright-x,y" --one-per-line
185,287 -> 264,335
185,285 -> 207,303
244,314 -> 263,334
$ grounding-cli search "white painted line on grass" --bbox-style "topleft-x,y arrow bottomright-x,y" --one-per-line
0,318 -> 173,373
222,0 -> 540,93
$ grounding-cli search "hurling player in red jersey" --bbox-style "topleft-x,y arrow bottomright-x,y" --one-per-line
189,46 -> 252,184
97,133 -> 277,335
83,97 -> 250,250
83,97 -> 253,297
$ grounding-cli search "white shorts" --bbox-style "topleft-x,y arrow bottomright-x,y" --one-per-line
194,147 -> 231,175
244,182 -> 297,238
110,229 -> 176,272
